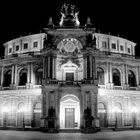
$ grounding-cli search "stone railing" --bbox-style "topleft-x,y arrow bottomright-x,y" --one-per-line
44,80 -> 95,86
113,86 -> 123,90
17,86 -> 26,90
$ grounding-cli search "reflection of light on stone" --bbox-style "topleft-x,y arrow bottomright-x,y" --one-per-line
112,106 -> 122,113
130,106 -> 138,113
17,106 -> 29,113
1,106 -> 9,113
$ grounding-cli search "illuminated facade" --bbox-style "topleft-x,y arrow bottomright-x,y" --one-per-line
0,3 -> 140,132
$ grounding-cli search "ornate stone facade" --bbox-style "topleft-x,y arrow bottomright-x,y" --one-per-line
0,3 -> 140,132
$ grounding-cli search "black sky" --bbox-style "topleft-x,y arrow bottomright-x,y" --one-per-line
0,0 -> 139,57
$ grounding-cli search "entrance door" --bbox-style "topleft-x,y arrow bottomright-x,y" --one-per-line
66,73 -> 74,81
65,108 -> 75,128
99,112 -> 107,127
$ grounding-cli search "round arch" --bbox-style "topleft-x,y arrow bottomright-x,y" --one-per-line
3,70 -> 12,87
128,70 -> 136,87
60,94 -> 80,129
18,68 -> 27,86
35,68 -> 43,85
112,68 -> 121,86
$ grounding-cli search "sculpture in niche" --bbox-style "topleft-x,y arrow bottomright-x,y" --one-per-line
59,3 -> 80,27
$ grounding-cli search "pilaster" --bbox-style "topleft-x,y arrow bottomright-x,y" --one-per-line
0,66 -> 4,89
106,62 -> 113,89
122,64 -> 129,89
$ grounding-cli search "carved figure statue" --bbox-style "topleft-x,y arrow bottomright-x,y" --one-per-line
59,3 -> 80,27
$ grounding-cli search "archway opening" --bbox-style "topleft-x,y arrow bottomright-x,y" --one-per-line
19,69 -> 27,86
113,69 -> 121,86
128,70 -> 136,87
98,102 -> 107,127
3,70 -> 12,87
60,94 -> 80,129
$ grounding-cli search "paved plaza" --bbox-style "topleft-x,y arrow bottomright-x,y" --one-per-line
1,130 -> 140,140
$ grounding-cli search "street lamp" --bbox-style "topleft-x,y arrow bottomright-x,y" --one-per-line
2,107 -> 9,128
18,106 -> 28,129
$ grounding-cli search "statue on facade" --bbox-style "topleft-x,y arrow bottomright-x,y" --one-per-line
59,3 -> 80,27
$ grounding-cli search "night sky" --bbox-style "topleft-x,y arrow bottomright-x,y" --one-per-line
0,0 -> 139,57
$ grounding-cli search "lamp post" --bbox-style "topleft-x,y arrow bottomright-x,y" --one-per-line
2,107 -> 9,128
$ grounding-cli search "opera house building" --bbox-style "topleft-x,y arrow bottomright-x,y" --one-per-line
0,4 -> 140,132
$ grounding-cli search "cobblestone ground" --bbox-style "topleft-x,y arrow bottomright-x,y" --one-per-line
1,130 -> 140,140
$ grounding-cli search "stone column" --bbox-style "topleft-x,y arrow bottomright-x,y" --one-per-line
83,56 -> 87,79
43,56 -> 46,79
138,66 -> 140,86
30,63 -> 34,84
106,62 -> 113,89
109,63 -> 113,83
122,64 -> 129,90
11,65 -> 14,84
47,56 -> 50,78
89,55 -> 93,78
107,62 -> 110,83
93,57 -> 97,80
0,66 -> 4,86
27,64 -> 30,83
136,67 -> 140,88
14,65 -> 17,85
53,56 -> 56,79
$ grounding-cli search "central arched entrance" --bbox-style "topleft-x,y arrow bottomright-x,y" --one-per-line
60,94 -> 80,129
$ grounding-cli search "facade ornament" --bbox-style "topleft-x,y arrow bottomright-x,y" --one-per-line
47,17 -> 54,28
59,3 -> 80,27
85,17 -> 92,28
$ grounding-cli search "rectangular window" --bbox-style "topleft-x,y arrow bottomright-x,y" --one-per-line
66,73 -> 74,81
16,45 -> 19,51
112,43 -> 116,49
120,45 -> 124,51
102,41 -> 107,48
33,41 -> 38,48
128,48 -> 131,53
23,43 -> 28,49
9,48 -> 12,53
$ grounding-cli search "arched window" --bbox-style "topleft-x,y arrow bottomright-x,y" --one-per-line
35,68 -> 43,85
3,70 -> 12,87
113,69 -> 121,86
97,68 -> 104,85
128,70 -> 136,87
19,69 -> 27,86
